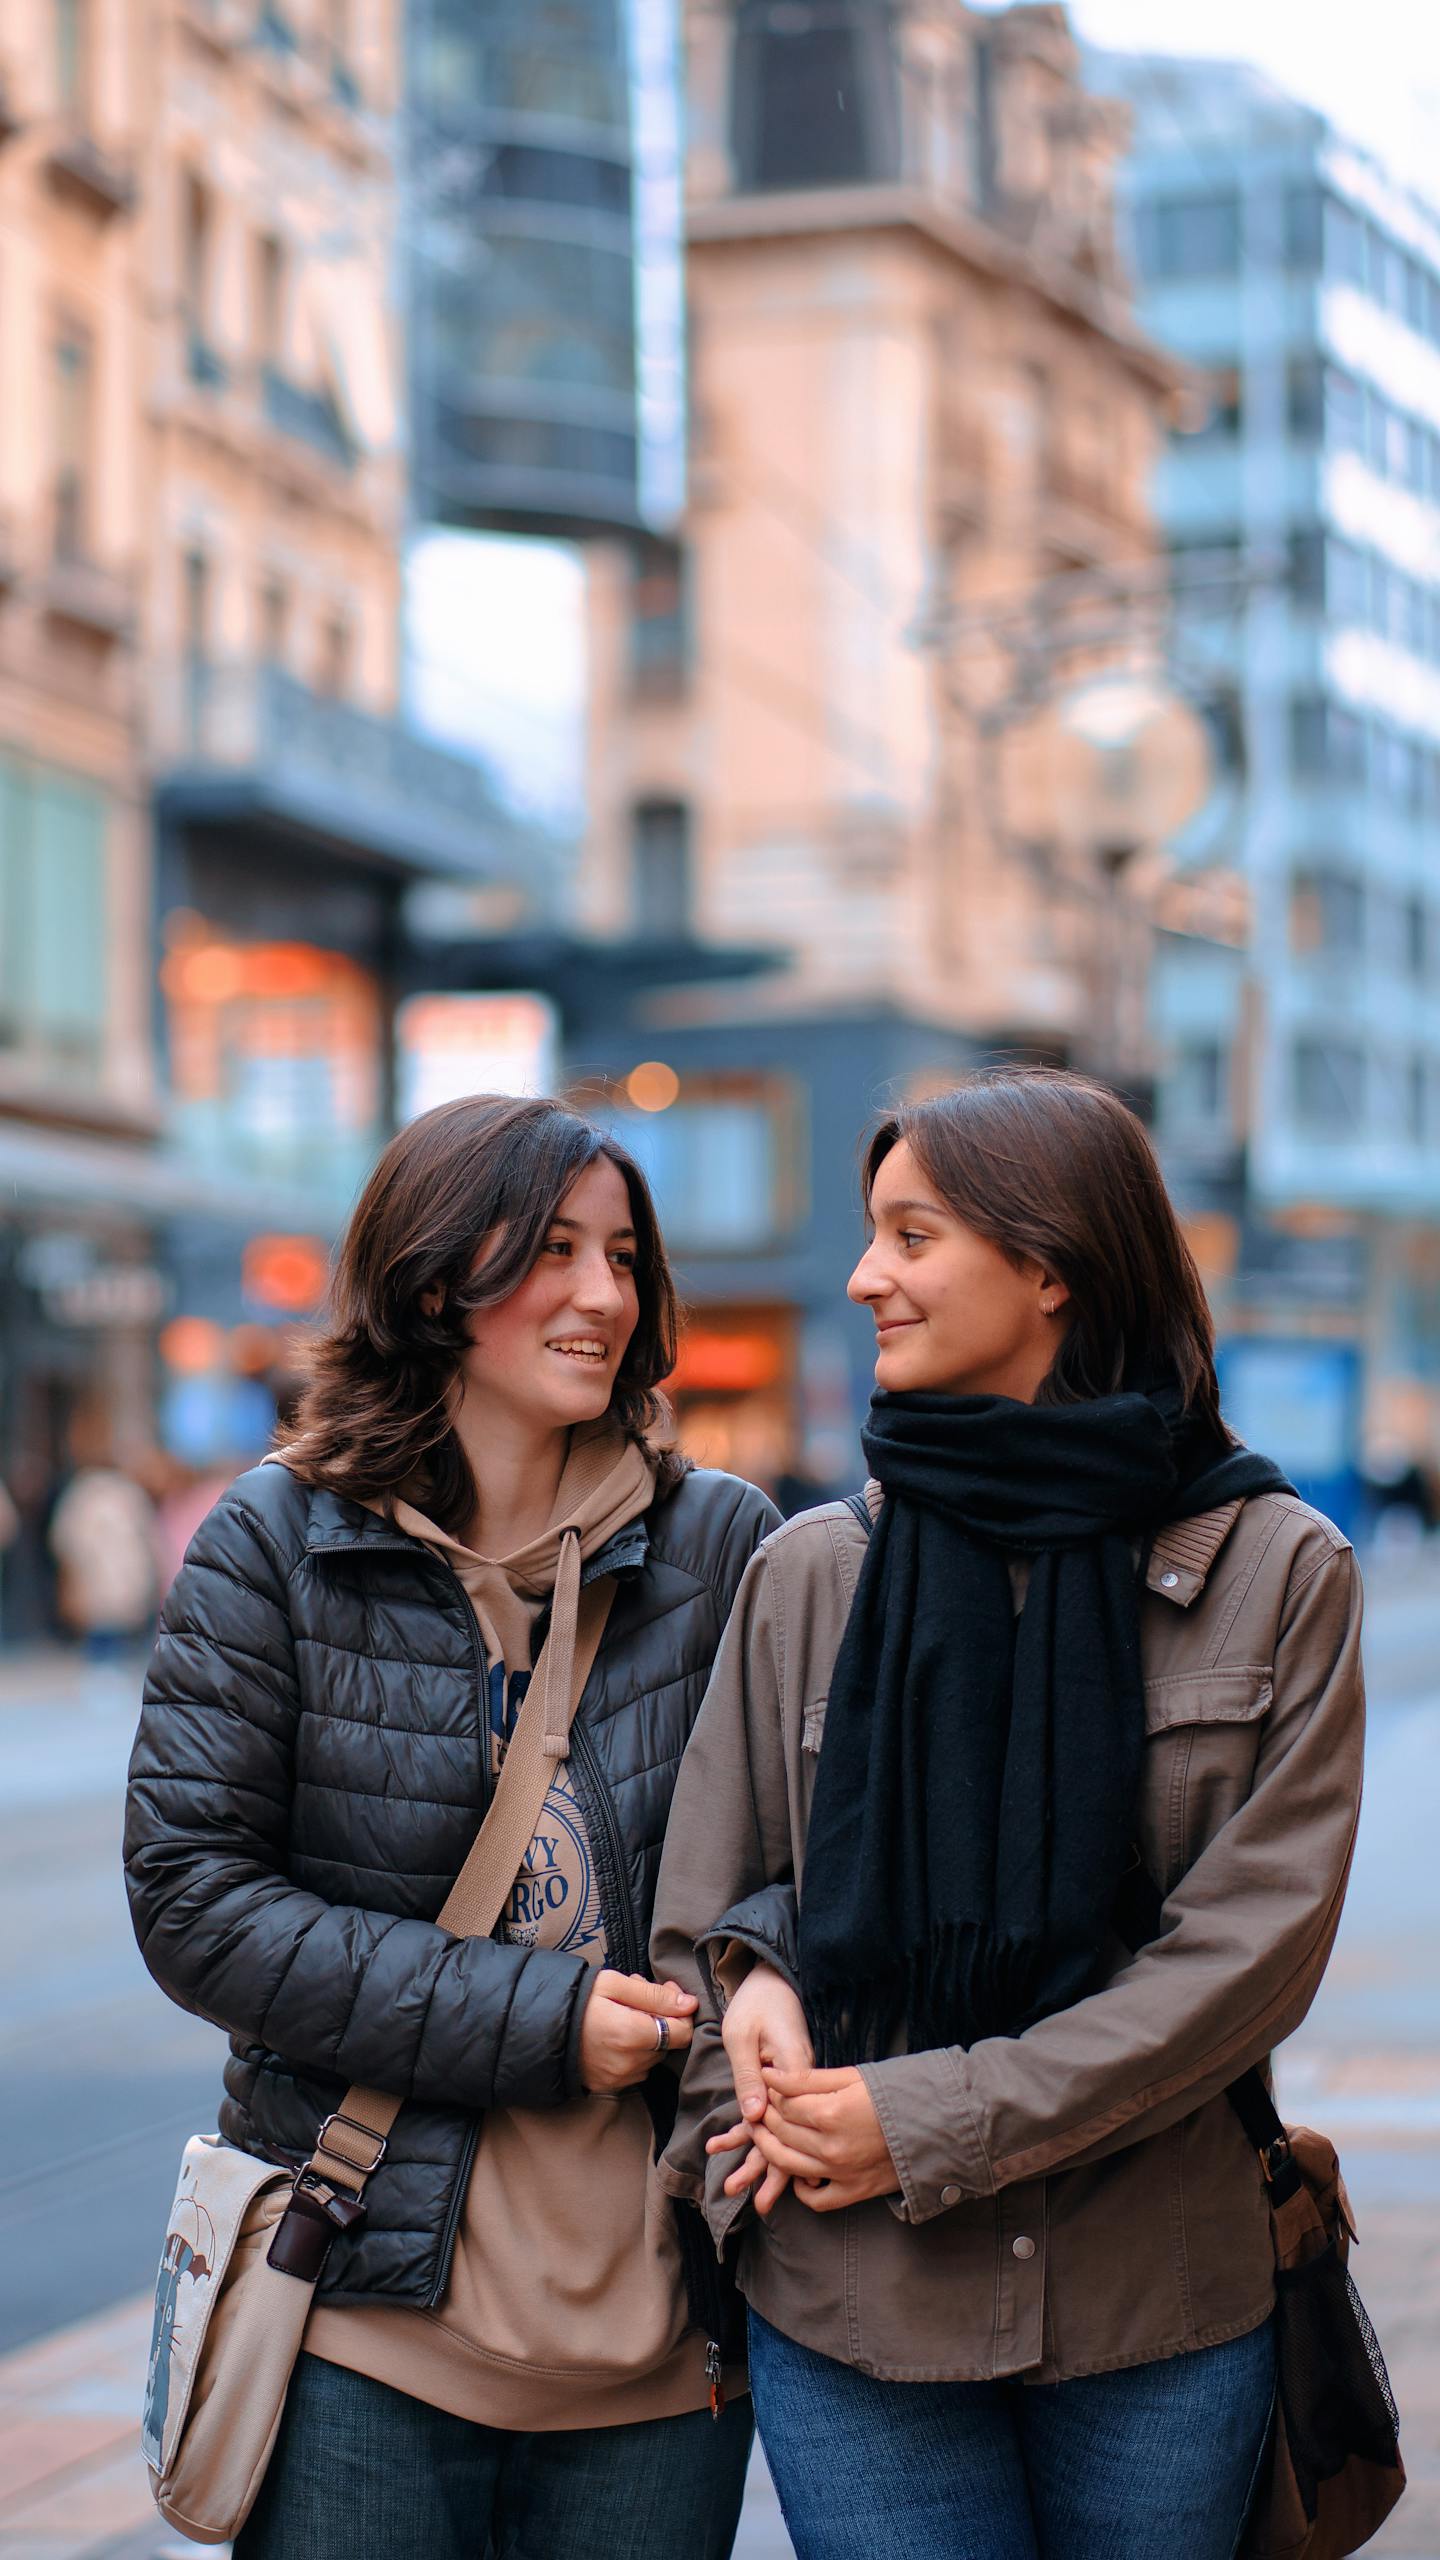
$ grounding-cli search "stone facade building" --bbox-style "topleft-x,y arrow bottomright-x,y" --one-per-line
575,1 -> 1178,1484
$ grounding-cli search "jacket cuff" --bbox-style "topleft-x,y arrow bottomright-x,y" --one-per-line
697,1923 -> 803,2015
562,1964 -> 601,2099
860,2048 -> 996,2224
655,2141 -> 754,2253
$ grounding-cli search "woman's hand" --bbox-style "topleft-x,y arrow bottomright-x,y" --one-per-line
579,1970 -> 696,2093
705,1962 -> 815,2215
746,2065 -> 902,2212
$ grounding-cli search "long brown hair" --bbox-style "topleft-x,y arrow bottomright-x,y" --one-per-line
864,1068 -> 1226,1437
278,1095 -> 683,1529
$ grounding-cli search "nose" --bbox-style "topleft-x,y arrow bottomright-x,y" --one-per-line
848,1241 -> 886,1306
573,1247 -> 626,1319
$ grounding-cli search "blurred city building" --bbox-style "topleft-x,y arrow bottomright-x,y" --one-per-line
1105,52 -> 1440,1513
405,0 -> 686,538
573,0 -> 1182,1484
0,0 -> 565,1632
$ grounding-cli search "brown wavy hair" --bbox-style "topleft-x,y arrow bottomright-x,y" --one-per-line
277,1095 -> 684,1529
864,1068 -> 1226,1439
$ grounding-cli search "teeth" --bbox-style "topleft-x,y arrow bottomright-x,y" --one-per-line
549,1341 -> 607,1359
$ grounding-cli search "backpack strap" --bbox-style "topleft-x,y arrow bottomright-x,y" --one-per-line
845,1490 -> 874,1535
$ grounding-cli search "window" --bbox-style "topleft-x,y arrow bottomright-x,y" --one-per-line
606,1083 -> 794,1251
53,328 -> 92,560
1139,192 -> 1241,280
1165,1039 -> 1227,1128
1290,698 -> 1365,787
181,173 -> 211,345
1324,535 -> 1367,624
1407,1054 -> 1427,1142
255,234 -> 285,370
630,539 -> 690,693
54,0 -> 88,117
259,576 -> 289,664
1291,867 -> 1364,956
1322,365 -> 1365,452
0,755 -> 107,1078
1293,1037 -> 1366,1132
1323,197 -> 1367,286
631,799 -> 693,940
317,612 -> 353,698
1286,184 -> 1323,269
1287,358 -> 1324,440
182,550 -> 210,743
1403,894 -> 1428,980
1406,256 -> 1431,336
731,0 -> 899,192
1290,528 -> 1325,606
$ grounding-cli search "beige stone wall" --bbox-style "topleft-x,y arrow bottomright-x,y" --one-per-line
585,0 -> 1172,1072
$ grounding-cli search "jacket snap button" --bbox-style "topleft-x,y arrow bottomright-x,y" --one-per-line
1159,1570 -> 1179,1589
940,2185 -> 960,2206
1012,2234 -> 1036,2260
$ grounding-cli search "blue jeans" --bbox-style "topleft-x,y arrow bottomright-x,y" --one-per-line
748,2308 -> 1275,2560
234,2350 -> 754,2560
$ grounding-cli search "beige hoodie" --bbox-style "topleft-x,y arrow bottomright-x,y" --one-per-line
305,1426 -> 718,2429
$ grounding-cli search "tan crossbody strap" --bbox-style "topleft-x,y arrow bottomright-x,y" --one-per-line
305,1556 -> 617,2198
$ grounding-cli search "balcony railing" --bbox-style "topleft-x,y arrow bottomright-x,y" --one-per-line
154,662 -> 546,888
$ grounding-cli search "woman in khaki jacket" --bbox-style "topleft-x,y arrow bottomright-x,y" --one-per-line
652,1070 -> 1364,2560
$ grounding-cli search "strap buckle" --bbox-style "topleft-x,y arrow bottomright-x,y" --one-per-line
1259,2133 -> 1293,2187
315,2112 -> 389,2177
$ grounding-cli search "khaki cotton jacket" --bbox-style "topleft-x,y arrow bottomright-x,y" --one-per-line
651,1489 -> 1364,2383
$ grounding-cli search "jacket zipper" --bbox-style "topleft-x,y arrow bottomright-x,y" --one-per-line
568,1713 -> 640,1973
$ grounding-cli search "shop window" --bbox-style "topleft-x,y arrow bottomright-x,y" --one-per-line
632,799 -> 693,940
162,926 -> 383,1197
0,754 -> 107,1079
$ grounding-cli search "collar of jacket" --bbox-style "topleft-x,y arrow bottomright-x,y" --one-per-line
301,1484 -> 651,1583
1145,1500 -> 1246,1606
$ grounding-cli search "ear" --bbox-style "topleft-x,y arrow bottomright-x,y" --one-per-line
419,1284 -> 444,1319
1037,1267 -> 1071,1321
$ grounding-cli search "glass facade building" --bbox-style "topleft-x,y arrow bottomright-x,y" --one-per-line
406,0 -> 684,536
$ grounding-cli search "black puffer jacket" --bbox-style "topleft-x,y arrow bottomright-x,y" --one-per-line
125,1458 -> 776,2306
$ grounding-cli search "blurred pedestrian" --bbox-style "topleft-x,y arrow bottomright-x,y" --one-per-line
48,1453 -> 158,1667
126,1096 -> 776,2560
655,1068 -> 1366,2560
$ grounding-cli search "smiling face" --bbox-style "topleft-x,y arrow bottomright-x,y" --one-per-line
847,1138 -> 1069,1403
456,1154 -> 642,1437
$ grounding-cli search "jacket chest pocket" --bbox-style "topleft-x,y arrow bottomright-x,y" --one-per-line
1139,1666 -> 1273,1888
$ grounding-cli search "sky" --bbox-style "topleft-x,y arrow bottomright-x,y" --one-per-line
408,3 -> 1440,830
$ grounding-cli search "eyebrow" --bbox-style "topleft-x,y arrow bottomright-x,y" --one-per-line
877,1196 -> 948,1218
549,1216 -> 638,1240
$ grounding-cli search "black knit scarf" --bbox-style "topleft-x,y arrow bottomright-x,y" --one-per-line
798,1384 -> 1292,2068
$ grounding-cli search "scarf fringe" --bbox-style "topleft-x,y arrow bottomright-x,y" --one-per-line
806,1920 -> 1046,2069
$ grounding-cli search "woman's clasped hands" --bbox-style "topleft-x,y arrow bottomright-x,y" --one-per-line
707,1961 -> 901,2214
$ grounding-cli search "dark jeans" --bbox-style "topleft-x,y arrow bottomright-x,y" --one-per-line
234,2351 -> 754,2560
748,2307 -> 1275,2560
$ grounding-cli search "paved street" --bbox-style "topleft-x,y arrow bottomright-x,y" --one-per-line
3,1556 -> 1440,2556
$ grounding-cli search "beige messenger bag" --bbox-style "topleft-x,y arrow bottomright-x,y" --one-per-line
140,1569 -> 615,2545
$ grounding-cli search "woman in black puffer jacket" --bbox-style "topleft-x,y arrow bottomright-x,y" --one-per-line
125,1094 -> 777,2560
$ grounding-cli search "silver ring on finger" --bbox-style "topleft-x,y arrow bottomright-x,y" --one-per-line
653,2013 -> 671,2054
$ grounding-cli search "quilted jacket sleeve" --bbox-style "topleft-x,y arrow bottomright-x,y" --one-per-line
124,1489 -> 594,2114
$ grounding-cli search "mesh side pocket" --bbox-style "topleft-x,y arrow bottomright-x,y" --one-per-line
1274,2240 -> 1402,2519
